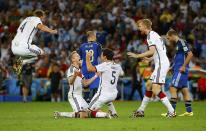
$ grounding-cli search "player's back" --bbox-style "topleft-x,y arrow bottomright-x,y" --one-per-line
79,42 -> 101,73
98,62 -> 124,96
67,66 -> 83,96
13,16 -> 42,46
173,39 -> 190,72
147,31 -> 169,66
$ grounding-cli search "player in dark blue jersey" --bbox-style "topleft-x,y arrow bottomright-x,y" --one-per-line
79,31 -> 102,102
162,29 -> 193,117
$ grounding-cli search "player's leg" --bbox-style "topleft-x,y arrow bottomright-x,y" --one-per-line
152,83 -> 175,117
89,96 -> 112,118
169,86 -> 178,111
54,111 -> 76,118
106,102 -> 118,117
179,87 -> 193,116
68,94 -> 80,112
161,86 -> 178,117
132,80 -> 152,117
54,95 -> 80,118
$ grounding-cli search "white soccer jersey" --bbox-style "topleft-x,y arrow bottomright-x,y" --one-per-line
95,62 -> 124,96
13,16 -> 42,47
147,31 -> 169,67
67,66 -> 83,96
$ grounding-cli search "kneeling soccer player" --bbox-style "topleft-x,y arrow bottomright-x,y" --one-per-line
54,51 -> 111,119
86,48 -> 124,117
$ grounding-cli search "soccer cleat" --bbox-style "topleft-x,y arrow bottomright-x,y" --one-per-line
54,111 -> 60,119
161,113 -> 167,117
166,112 -> 176,118
130,110 -> 144,118
13,57 -> 23,77
178,112 -> 193,117
108,110 -> 118,118
106,113 -> 112,119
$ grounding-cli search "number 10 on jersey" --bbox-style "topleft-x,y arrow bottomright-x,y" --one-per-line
86,50 -> 94,62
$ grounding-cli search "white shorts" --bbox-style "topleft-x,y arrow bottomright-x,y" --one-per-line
68,94 -> 88,112
88,92 -> 117,110
150,63 -> 169,84
11,40 -> 43,57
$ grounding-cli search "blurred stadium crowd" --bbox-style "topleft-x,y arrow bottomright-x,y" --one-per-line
1,0 -> 206,100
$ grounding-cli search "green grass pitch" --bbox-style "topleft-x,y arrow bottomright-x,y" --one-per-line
0,101 -> 205,131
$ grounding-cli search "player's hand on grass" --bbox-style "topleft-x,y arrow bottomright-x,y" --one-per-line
179,66 -> 186,73
127,52 -> 138,58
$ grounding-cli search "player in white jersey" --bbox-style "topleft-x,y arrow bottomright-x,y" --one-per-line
127,19 -> 175,118
11,10 -> 57,75
86,48 -> 124,114
54,51 -> 112,119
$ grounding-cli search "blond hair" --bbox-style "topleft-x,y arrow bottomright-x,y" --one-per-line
137,19 -> 152,29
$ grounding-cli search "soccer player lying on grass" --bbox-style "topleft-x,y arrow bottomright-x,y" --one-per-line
161,29 -> 193,117
127,19 -> 175,118
54,51 -> 111,119
86,48 -> 124,117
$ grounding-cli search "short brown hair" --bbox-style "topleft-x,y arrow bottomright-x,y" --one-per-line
69,51 -> 77,61
137,19 -> 152,29
167,29 -> 178,36
33,9 -> 45,17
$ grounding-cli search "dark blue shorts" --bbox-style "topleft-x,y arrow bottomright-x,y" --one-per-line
171,71 -> 189,89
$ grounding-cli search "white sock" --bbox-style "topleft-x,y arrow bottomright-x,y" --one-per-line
51,98 -> 55,102
161,97 -> 174,113
95,112 -> 107,118
23,96 -> 27,101
57,97 -> 61,102
59,112 -> 75,118
107,102 -> 117,114
138,96 -> 150,111
22,57 -> 38,65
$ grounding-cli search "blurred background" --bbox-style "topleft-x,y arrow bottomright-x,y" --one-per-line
0,0 -> 206,102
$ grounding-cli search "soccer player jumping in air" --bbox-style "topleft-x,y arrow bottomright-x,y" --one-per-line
127,19 -> 176,118
11,10 -> 57,76
161,29 -> 193,117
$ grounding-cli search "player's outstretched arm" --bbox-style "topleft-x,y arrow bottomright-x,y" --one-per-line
82,73 -> 100,87
127,46 -> 155,59
86,52 -> 96,72
37,24 -> 57,34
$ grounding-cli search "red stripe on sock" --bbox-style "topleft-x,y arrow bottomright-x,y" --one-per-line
91,111 -> 97,118
145,91 -> 152,97
158,92 -> 166,99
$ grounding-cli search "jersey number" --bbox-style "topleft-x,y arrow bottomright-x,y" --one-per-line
86,50 -> 94,62
20,22 -> 27,32
111,71 -> 116,85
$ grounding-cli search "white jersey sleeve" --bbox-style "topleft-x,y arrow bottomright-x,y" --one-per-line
95,62 -> 109,73
119,65 -> 124,76
67,67 -> 75,78
147,34 -> 157,47
31,17 -> 42,28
